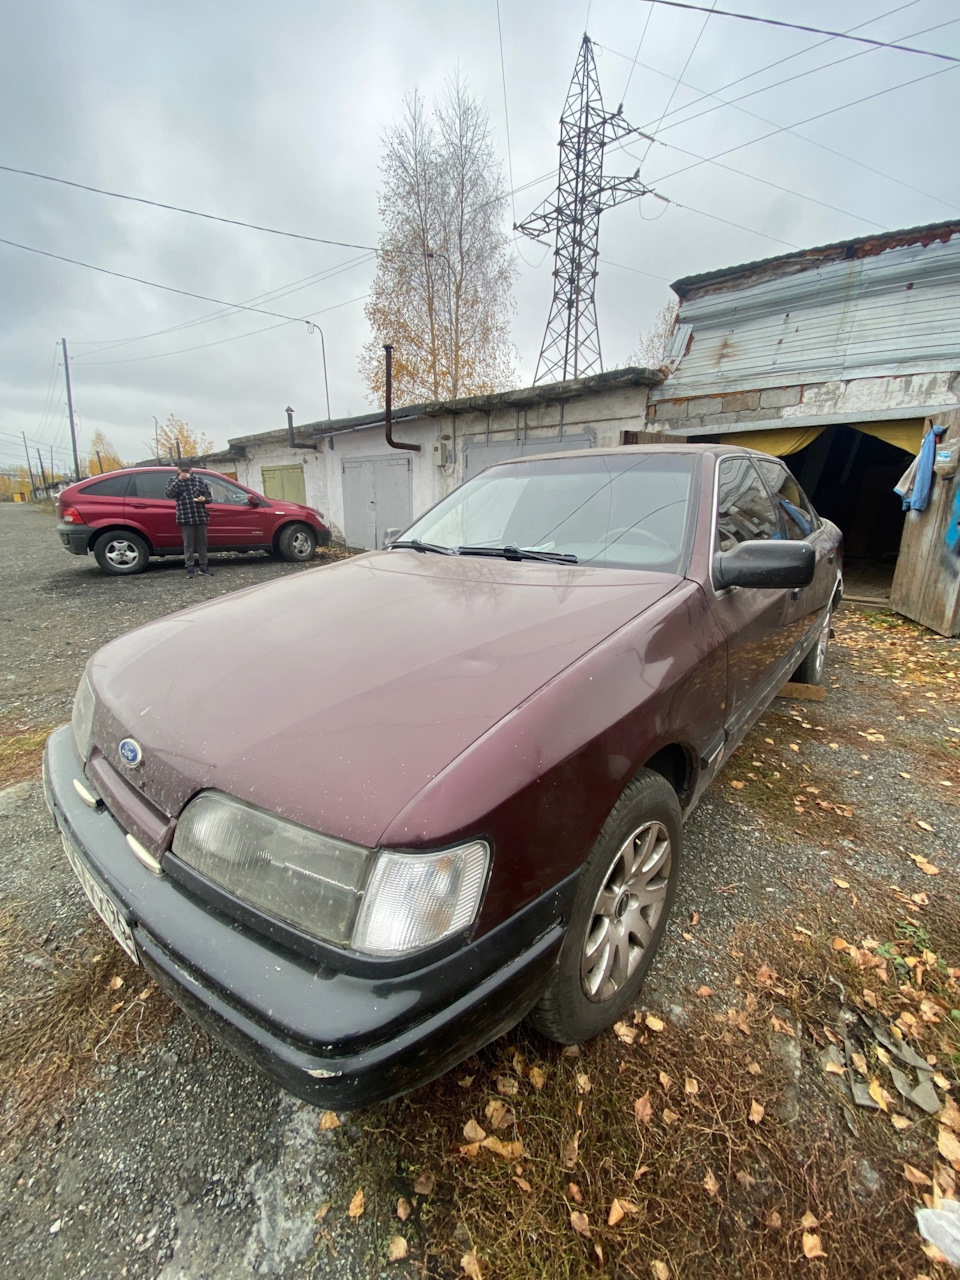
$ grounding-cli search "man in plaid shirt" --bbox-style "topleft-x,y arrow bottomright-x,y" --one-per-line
165,463 -> 213,578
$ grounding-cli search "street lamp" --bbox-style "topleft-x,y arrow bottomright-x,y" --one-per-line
306,324 -> 332,421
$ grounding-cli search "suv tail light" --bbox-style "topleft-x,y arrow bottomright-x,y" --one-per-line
61,506 -> 84,524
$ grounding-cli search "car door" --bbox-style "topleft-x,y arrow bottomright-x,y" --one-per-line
707,455 -> 796,746
754,457 -> 840,652
127,470 -> 181,549
203,474 -> 269,549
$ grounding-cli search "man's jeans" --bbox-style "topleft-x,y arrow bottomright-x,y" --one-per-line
181,523 -> 208,568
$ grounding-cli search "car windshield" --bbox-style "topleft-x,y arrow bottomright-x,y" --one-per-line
400,452 -> 697,572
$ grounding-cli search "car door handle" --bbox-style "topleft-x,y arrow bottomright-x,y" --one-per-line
791,588 -> 801,600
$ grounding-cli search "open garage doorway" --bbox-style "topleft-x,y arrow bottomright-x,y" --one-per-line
788,425 -> 918,602
716,420 -> 922,604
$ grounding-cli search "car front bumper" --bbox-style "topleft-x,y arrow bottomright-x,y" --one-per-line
43,725 -> 569,1108
58,523 -> 93,555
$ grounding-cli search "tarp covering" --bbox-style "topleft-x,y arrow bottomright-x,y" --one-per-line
725,419 -> 924,457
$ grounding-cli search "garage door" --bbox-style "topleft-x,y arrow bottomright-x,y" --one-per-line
463,432 -> 596,480
261,465 -> 306,504
341,455 -> 412,549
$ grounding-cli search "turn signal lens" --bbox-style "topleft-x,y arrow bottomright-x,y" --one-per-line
351,842 -> 489,956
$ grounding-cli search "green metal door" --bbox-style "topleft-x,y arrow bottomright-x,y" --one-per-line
260,465 -> 306,505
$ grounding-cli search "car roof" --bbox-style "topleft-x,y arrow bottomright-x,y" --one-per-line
482,443 -> 774,468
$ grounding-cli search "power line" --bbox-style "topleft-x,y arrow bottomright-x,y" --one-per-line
599,18 -> 960,214
637,1 -> 960,62
71,252 -> 376,358
0,235 -> 321,324
0,163 -> 380,251
639,0 -> 717,167
77,292 -> 369,366
645,58 -> 960,191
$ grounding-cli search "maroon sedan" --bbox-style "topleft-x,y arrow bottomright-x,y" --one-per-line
56,466 -> 331,573
43,446 -> 841,1106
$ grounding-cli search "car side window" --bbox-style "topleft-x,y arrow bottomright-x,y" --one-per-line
768,467 -> 818,539
81,474 -> 131,497
205,476 -> 250,505
131,471 -> 176,499
716,457 -> 781,552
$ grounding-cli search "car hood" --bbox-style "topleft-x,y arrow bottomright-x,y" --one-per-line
89,552 -> 680,848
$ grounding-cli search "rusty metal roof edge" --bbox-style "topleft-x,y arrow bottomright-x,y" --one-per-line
671,218 -> 960,300
665,402 -> 959,436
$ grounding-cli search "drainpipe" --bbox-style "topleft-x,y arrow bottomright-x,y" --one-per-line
285,406 -> 295,449
383,346 -> 420,452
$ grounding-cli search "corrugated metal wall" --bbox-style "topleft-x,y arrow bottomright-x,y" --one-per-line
651,236 -> 960,400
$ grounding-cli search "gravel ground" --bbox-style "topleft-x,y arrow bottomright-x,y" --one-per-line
1,501 -> 958,1278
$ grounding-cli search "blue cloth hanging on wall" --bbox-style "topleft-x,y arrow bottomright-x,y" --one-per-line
895,427 -> 942,512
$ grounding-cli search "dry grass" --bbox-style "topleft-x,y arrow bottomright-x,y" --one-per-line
0,724 -> 51,789
358,896 -> 960,1279
0,912 -> 178,1161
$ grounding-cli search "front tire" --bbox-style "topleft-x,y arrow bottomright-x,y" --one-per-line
530,769 -> 682,1044
277,523 -> 317,563
794,610 -> 831,685
93,531 -> 150,575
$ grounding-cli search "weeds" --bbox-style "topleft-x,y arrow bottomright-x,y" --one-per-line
0,724 -> 51,788
0,913 -> 177,1160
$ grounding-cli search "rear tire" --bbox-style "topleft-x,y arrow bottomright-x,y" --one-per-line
277,523 -> 317,562
530,769 -> 682,1044
93,531 -> 150,575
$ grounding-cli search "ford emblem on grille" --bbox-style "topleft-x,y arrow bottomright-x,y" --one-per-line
118,738 -> 143,768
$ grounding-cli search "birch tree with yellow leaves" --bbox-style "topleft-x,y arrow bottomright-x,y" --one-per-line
361,78 -> 516,406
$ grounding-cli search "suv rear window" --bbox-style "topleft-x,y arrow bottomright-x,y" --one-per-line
81,474 -> 131,497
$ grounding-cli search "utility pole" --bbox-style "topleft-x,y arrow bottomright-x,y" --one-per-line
37,450 -> 48,491
61,338 -> 81,481
152,415 -> 160,461
22,432 -> 37,498
96,450 -> 104,474
516,35 -> 655,384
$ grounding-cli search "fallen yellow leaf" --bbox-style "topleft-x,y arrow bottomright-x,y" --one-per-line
388,1236 -> 408,1261
570,1210 -> 591,1237
463,1119 -> 486,1143
868,1078 -> 889,1112
496,1075 -> 519,1097
318,1110 -> 340,1131
703,1170 -> 719,1196
749,1100 -> 764,1125
696,985 -> 713,997
348,1187 -> 365,1218
397,1197 -> 411,1220
651,1262 -> 670,1280
937,1127 -> 960,1162
608,1199 -> 625,1226
802,1231 -> 826,1259
529,1066 -> 546,1090
645,1014 -> 666,1032
684,1077 -> 699,1096
461,1251 -> 483,1280
576,1073 -> 592,1094
481,1135 -> 523,1160
413,1171 -> 436,1195
801,1211 -> 819,1230
634,1092 -> 653,1123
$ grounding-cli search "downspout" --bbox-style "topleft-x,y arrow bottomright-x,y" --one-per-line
383,346 -> 421,452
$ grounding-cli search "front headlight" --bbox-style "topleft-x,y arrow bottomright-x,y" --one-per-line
172,791 -> 370,945
72,672 -> 96,762
172,791 -> 489,956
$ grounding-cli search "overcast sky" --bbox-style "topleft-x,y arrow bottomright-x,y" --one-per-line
2,0 -> 959,474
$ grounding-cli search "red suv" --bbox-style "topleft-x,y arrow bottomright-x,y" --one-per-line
56,467 -> 331,575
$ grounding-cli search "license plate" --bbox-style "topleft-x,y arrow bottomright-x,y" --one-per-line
60,831 -> 139,965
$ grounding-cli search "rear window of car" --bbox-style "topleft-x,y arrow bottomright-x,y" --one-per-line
130,471 -> 177,499
80,474 -> 131,497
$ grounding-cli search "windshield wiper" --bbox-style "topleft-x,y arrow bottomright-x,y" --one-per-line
457,544 -> 578,564
388,539 -> 458,555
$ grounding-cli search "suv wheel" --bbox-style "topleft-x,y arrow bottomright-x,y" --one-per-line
93,531 -> 150,575
277,523 -> 317,562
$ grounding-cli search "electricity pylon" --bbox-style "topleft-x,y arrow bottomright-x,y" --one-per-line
516,35 -> 654,384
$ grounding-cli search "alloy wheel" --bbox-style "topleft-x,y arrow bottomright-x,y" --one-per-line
580,820 -> 672,1002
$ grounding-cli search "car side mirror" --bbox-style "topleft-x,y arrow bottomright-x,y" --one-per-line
713,539 -> 815,590
382,527 -> 402,547
247,495 -> 259,506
